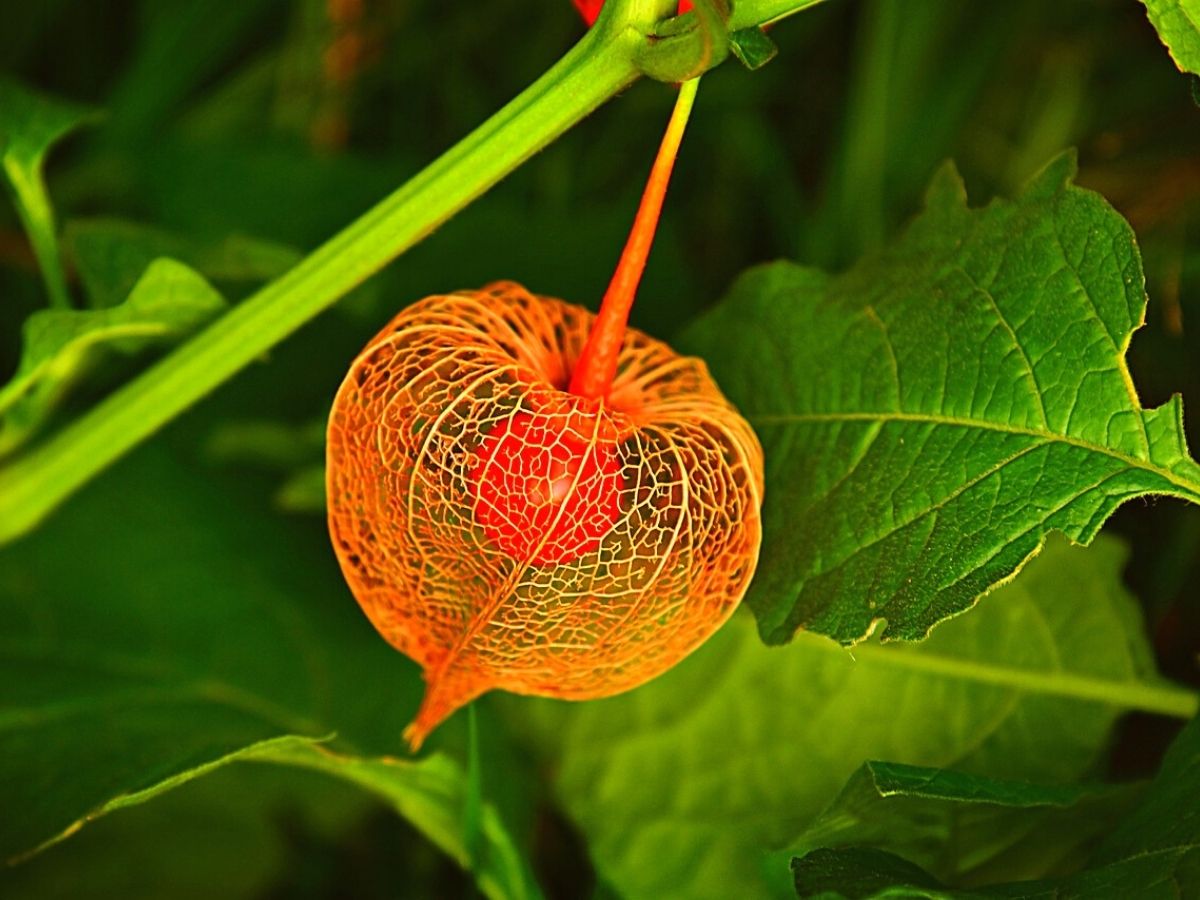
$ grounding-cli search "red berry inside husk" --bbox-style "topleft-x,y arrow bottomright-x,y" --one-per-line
471,410 -> 623,566
326,284 -> 763,750
325,80 -> 759,751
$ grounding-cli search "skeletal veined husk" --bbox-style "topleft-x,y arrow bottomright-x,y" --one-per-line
326,281 -> 763,748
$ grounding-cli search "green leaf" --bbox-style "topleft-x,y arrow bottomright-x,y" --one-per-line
792,847 -> 956,899
0,761 -> 377,900
680,152 -> 1200,645
791,714 -> 1200,898
789,762 -> 1141,886
1139,0 -> 1200,76
509,534 -> 1196,900
63,217 -> 301,309
253,742 -> 541,900
0,446 -> 542,900
274,465 -> 328,513
730,26 -> 780,70
0,78 -> 99,309
0,257 -> 225,455
201,418 -> 327,513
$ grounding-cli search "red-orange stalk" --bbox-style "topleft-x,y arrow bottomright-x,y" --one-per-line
568,78 -> 700,400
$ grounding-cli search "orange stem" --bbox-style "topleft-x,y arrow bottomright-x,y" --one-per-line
569,78 -> 700,400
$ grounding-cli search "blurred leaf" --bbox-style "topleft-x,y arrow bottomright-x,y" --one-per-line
789,762 -> 1141,886
202,418 -> 326,513
0,77 -> 99,308
64,217 -> 300,309
0,761 -> 376,900
790,714 -> 1200,898
0,446 -> 541,900
682,153 -> 1200,646
1140,0 -> 1200,76
805,0 -> 1023,268
0,257 -> 225,455
509,534 -> 1193,900
276,464 -> 327,513
103,0 -> 282,143
203,418 -> 325,470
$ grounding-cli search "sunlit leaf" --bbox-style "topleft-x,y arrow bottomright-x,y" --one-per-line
508,534 -> 1194,899
0,258 -> 225,454
681,152 -> 1200,645
1140,0 -> 1200,75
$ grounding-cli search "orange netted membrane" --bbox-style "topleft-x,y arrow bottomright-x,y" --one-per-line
327,281 -> 763,748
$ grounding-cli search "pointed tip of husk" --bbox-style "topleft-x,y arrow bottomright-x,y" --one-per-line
404,669 -> 489,752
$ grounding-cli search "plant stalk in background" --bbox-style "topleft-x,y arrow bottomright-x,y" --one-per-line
0,0 -> 822,543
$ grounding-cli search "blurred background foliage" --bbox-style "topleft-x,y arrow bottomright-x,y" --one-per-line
2,0 -> 1200,897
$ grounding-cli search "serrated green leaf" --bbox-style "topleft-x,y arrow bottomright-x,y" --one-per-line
508,534 -> 1196,900
0,78 -> 99,309
0,447 -> 542,900
680,152 -> 1200,645
0,257 -> 225,455
791,714 -> 1200,898
789,762 -> 1141,887
1140,0 -> 1200,76
63,217 -> 301,309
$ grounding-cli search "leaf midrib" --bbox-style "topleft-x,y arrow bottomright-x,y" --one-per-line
749,409 -> 1200,500
792,630 -> 1199,719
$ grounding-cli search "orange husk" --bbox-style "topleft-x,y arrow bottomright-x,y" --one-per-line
326,283 -> 763,748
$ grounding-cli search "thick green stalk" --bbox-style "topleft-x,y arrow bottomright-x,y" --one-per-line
0,0 -> 824,543
0,12 -> 633,541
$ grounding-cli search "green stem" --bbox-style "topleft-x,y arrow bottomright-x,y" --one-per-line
464,704 -> 483,873
0,6 -> 647,542
0,0 -> 826,543
4,160 -> 71,310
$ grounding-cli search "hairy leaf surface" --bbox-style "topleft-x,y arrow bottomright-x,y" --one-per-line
681,153 -> 1200,644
